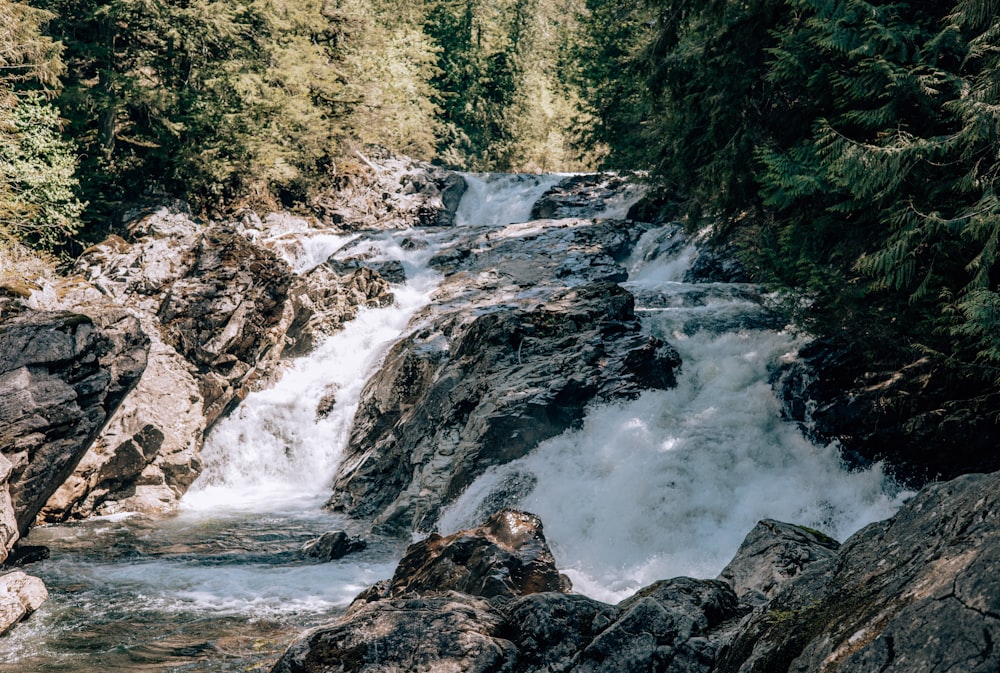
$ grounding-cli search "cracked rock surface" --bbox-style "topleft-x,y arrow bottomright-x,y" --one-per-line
716,470 -> 1000,673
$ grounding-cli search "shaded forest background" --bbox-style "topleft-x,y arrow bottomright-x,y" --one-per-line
2,0 -> 999,391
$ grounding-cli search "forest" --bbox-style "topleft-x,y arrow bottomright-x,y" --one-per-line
2,0 -> 999,388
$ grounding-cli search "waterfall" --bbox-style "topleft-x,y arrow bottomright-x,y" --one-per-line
437,225 -> 908,603
182,174 -> 564,514
10,173 -> 909,672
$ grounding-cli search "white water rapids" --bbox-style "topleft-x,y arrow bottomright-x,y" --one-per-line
3,173 -> 908,672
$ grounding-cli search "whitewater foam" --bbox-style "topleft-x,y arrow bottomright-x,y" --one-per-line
438,222 -> 910,603
183,233 -> 441,515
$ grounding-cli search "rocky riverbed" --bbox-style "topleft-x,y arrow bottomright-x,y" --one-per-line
1,149 -> 997,670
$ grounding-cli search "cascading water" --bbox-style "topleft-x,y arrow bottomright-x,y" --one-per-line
0,175 -> 565,673
437,225 -> 909,603
2,174 -> 908,671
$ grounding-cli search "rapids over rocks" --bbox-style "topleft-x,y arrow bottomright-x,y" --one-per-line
2,171 -> 910,671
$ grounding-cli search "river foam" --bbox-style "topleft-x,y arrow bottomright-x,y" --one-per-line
438,222 -> 909,603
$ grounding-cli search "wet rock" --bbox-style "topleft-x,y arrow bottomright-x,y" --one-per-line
379,510 -> 571,600
573,578 -> 740,673
0,310 -> 148,538
270,592 -> 513,673
716,470 -> 1000,673
0,570 -> 47,636
315,390 -> 337,420
500,592 -> 617,673
271,512 -> 742,673
302,531 -> 367,561
530,174 -> 642,220
327,258 -> 407,284
718,518 -> 840,605
776,342 -> 1000,486
329,219 -> 680,533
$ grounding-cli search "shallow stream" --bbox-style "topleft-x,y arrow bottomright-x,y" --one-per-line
2,174 -> 907,670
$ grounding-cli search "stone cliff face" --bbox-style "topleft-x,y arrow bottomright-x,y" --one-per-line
0,309 -> 148,540
274,468 -> 1000,673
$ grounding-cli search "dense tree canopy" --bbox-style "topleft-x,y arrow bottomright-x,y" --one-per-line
575,0 -> 1000,379
2,0 -> 999,382
0,0 -> 82,248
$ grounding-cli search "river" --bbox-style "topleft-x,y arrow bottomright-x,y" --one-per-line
1,174 -> 907,671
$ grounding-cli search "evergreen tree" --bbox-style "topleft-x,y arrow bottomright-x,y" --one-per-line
339,0 -> 442,159
0,0 -> 82,248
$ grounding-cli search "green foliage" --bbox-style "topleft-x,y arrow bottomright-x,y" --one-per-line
33,0 -> 359,219
570,0 -> 655,169
0,0 -> 81,249
339,0 -> 442,159
0,95 -> 84,247
577,0 -> 1000,377
424,0 -> 587,171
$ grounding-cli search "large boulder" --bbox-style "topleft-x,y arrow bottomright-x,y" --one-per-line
0,455 -> 18,564
271,592 -> 513,673
377,509 -> 571,600
272,509 -> 568,673
328,219 -> 681,533
570,578 -> 739,673
301,531 -> 367,562
0,570 -> 47,636
716,470 -> 1000,673
718,518 -> 841,605
270,511 -> 742,673
0,309 -> 148,538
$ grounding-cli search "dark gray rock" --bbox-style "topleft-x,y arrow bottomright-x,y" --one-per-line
328,282 -> 680,533
683,243 -> 752,284
716,471 -> 1000,673
775,341 -> 1000,487
302,531 -> 367,561
377,509 -> 571,600
530,174 -> 640,220
0,310 -> 148,537
718,518 -> 840,605
270,592 -> 514,673
328,219 -> 681,533
573,578 -> 739,673
501,593 -> 617,673
271,512 -> 742,673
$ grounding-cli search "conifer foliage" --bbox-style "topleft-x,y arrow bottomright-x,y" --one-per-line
0,0 -> 82,248
577,0 -> 1000,379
